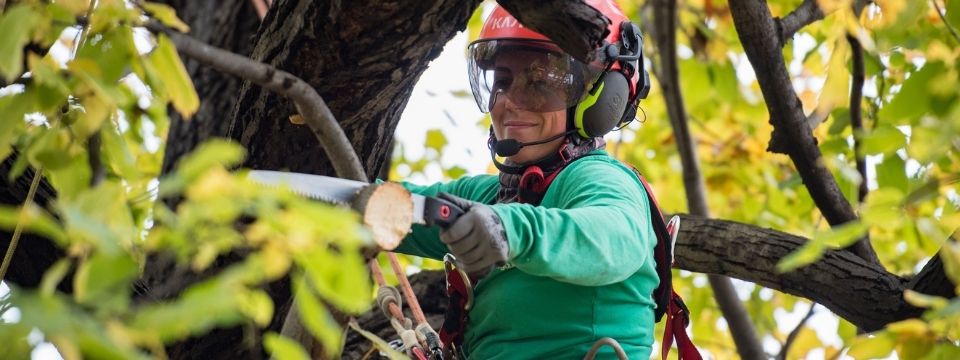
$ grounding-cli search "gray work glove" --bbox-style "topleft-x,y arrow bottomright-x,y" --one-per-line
437,192 -> 509,276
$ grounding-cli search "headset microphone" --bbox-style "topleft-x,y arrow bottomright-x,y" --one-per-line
493,130 -> 579,157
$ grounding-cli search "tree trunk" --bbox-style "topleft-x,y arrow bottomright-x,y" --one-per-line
139,0 -> 481,358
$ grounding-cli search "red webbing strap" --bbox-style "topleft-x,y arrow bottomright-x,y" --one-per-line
439,267 -> 470,350
661,291 -> 702,360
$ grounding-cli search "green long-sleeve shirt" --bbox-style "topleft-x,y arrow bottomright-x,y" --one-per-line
395,150 -> 659,359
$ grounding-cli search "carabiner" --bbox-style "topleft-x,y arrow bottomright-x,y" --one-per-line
443,253 -> 474,310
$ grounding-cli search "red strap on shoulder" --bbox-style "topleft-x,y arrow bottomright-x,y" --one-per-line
661,291 -> 702,360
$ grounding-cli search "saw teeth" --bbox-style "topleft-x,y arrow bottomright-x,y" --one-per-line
250,182 -> 349,207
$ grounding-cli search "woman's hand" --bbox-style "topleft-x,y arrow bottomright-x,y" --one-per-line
437,192 -> 509,276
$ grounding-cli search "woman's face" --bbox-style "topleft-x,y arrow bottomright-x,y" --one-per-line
489,50 -> 569,164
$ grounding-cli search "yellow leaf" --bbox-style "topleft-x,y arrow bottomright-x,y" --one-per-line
147,34 -> 199,118
886,318 -> 930,337
903,289 -> 949,310
847,333 -> 896,359
817,38 -> 850,117
140,2 -> 190,32
786,328 -> 822,360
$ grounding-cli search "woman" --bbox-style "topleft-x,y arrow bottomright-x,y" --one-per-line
394,1 -> 657,358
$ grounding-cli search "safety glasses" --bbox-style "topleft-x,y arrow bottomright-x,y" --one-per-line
467,40 -> 604,113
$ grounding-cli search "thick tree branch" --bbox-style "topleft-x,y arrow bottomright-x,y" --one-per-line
775,0 -> 823,47
675,215 -> 921,332
144,22 -> 367,182
727,0 -> 880,264
650,1 -> 764,358
345,215 -> 954,355
496,0 -> 608,63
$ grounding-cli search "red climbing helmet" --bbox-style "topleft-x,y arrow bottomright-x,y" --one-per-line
467,0 -> 650,138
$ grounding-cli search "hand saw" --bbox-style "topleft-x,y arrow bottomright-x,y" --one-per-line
247,170 -> 464,249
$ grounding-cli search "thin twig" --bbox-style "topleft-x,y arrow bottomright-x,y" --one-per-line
849,35 -> 867,204
87,132 -> 105,186
777,303 -> 817,360
74,0 -> 99,54
932,0 -> 960,44
0,166 -> 44,281
143,22 -> 367,181
776,0 -> 824,47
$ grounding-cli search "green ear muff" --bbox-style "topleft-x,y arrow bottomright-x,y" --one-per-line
574,71 -> 630,138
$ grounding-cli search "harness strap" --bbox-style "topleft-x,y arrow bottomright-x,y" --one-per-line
662,291 -> 701,360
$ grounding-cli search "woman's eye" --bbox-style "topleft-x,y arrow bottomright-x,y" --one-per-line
493,76 -> 512,90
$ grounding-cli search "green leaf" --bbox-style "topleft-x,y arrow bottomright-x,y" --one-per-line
860,187 -> 905,230
878,62 -> 943,125
0,5 -> 39,82
73,252 -> 138,312
425,129 -> 447,152
838,318 -> 858,344
58,181 -> 137,253
141,2 -> 190,32
347,320 -> 409,360
298,247 -> 371,314
130,273 -> 247,343
948,0 -> 960,32
236,289 -> 274,327
777,240 -> 825,273
0,204 -> 68,245
818,221 -> 869,248
876,154 -> 908,192
0,322 -> 32,360
828,107 -> 851,135
902,289 -> 949,310
847,333 -> 896,360
40,259 -> 72,296
264,333 -> 311,360
100,123 -> 140,180
292,274 -> 344,357
925,343 -> 960,359
860,125 -> 907,155
159,139 -> 245,196
147,34 -> 199,118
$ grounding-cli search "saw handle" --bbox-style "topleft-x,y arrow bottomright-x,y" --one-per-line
423,196 -> 465,229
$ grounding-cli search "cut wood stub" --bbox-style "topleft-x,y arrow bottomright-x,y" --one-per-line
351,182 -> 413,251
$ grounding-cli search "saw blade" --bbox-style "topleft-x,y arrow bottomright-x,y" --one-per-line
246,170 -> 367,207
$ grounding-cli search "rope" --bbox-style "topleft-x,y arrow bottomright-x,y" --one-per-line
583,337 -> 629,360
370,260 -> 407,322
387,252 -> 428,325
0,166 -> 43,281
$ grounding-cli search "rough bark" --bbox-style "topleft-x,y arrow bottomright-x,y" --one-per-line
727,0 -> 880,264
227,0 -> 479,179
141,0 -> 481,358
157,0 -> 260,175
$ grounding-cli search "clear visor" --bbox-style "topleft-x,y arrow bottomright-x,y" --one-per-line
467,40 -> 603,113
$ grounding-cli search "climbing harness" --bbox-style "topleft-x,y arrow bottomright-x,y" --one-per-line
436,158 -> 703,360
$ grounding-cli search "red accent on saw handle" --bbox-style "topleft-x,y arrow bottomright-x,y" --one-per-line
423,197 -> 465,229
